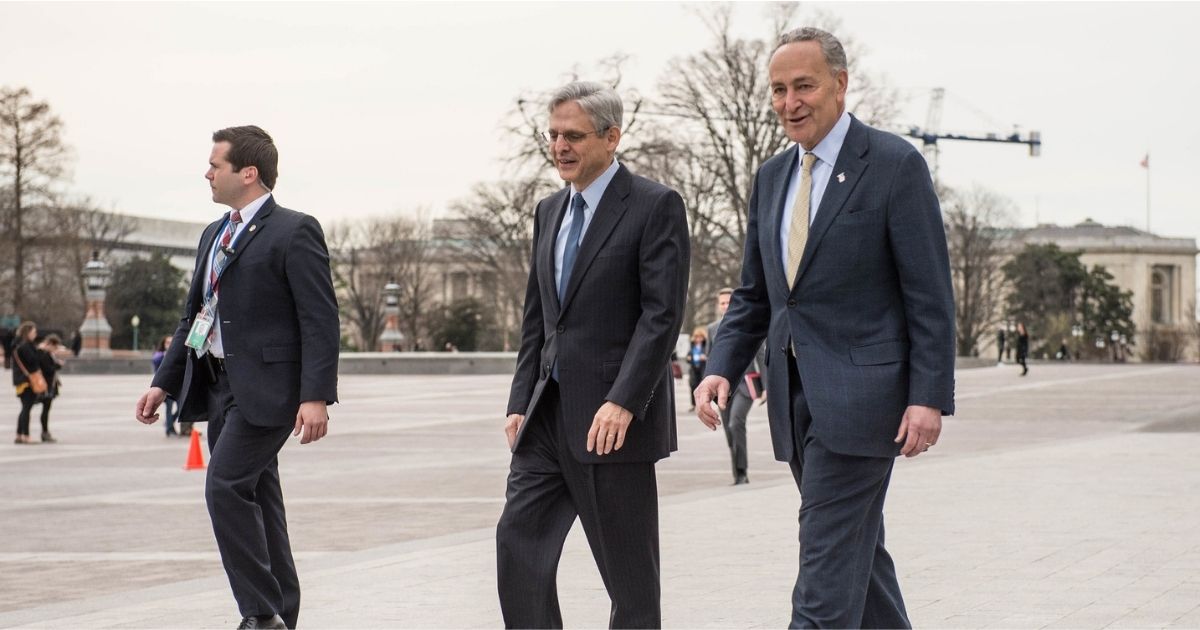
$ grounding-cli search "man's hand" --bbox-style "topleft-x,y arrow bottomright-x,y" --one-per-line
894,404 -> 942,458
587,402 -> 633,455
135,387 -> 167,424
694,375 -> 730,430
294,401 -> 329,444
504,413 -> 525,449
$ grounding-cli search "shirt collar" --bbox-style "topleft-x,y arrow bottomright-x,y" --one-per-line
803,110 -> 851,168
571,157 -> 621,211
233,191 -> 271,225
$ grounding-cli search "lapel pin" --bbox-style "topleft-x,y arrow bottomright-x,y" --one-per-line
837,172 -> 846,183
248,225 -> 257,233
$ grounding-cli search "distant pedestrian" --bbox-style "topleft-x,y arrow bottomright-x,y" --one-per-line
707,287 -> 767,486
0,327 -> 14,369
685,326 -> 708,411
69,331 -> 82,357
35,334 -> 65,443
10,321 -> 43,444
1016,323 -> 1030,376
151,335 -> 180,437
996,327 -> 1006,365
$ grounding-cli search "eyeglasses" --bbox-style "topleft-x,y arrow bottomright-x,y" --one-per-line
540,128 -> 607,146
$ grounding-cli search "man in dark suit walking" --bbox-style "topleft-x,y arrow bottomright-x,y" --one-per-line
695,28 -> 955,628
706,288 -> 767,486
497,81 -> 690,629
135,126 -> 339,630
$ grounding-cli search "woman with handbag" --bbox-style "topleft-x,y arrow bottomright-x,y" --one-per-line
10,321 -> 45,445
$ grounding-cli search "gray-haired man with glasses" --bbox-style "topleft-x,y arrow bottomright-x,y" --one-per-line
496,81 -> 690,628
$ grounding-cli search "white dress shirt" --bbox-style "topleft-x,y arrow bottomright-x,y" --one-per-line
206,191 -> 270,358
779,111 -> 852,275
555,158 -> 620,295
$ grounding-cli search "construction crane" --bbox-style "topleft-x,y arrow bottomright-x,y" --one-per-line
904,88 -> 1041,183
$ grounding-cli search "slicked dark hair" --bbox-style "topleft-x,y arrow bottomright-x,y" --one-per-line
212,125 -> 278,190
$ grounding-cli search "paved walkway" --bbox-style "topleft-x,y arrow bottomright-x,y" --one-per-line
0,363 -> 1197,628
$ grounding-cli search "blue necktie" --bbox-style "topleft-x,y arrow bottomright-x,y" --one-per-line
558,193 -> 586,304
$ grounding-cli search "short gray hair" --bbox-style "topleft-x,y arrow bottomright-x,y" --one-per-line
773,27 -> 848,76
548,81 -> 623,132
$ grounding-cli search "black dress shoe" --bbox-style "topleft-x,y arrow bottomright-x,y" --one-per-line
733,472 -> 749,485
236,615 -> 287,629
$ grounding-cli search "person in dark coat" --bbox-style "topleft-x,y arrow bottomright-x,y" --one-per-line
1016,322 -> 1030,376
685,326 -> 708,411
135,126 -> 339,630
0,327 -> 14,370
34,334 -> 64,443
10,321 -> 42,445
151,335 -> 180,436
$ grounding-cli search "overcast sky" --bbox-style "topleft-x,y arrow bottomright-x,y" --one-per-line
2,2 -> 1197,246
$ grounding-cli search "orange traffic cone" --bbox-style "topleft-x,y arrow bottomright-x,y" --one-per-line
183,429 -> 207,470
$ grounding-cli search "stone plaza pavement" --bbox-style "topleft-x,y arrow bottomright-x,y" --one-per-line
0,362 -> 1198,628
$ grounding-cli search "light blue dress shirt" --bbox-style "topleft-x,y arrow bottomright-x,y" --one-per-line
555,157 -> 620,294
779,111 -> 852,275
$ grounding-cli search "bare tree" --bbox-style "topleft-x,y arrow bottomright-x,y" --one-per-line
448,177 -> 555,351
504,54 -> 650,177
0,86 -> 71,315
329,213 -> 436,351
55,198 -> 135,299
472,4 -> 904,339
943,185 -> 1015,356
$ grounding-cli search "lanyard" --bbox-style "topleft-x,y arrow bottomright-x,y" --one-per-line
204,216 -> 243,303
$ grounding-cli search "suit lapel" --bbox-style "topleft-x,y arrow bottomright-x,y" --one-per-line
221,196 -> 276,271
766,147 -> 799,296
559,165 -> 631,314
188,219 -> 225,307
793,116 -> 869,288
539,188 -> 571,317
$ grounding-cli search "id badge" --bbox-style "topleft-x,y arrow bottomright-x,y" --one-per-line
185,296 -> 218,352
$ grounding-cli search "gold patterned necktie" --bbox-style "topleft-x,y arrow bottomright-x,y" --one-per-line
786,152 -> 817,288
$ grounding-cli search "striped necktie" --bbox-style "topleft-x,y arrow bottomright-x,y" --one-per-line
209,210 -> 243,294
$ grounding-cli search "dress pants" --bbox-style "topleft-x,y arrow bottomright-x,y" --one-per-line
720,390 -> 752,475
786,358 -> 910,629
205,371 -> 300,628
496,381 -> 661,629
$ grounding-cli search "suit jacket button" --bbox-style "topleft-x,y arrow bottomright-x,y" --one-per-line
787,299 -> 797,308
556,325 -> 564,333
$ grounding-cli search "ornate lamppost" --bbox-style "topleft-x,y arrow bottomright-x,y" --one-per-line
378,280 -> 405,352
79,251 -> 113,357
131,314 -> 141,352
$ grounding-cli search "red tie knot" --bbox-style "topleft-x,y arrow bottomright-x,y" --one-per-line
231,210 -> 243,224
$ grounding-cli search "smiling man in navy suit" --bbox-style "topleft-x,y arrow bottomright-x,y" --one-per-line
135,126 -> 339,630
695,28 -> 955,628
496,81 -> 690,629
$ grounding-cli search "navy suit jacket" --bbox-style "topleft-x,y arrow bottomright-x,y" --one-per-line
706,115 -> 955,460
507,165 -> 690,464
152,196 -> 340,427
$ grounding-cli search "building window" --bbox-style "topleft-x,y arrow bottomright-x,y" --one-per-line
1150,266 -> 1175,325
450,271 -> 469,302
